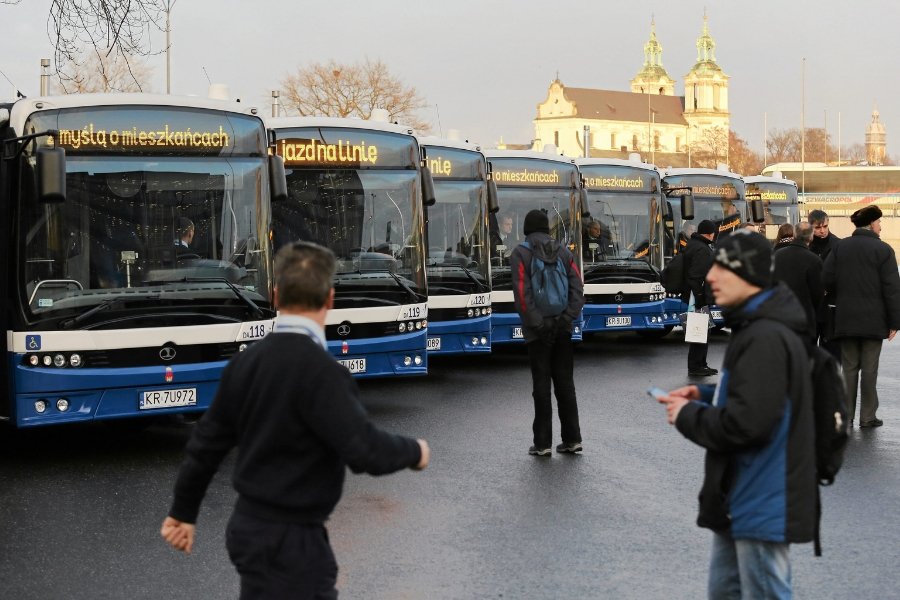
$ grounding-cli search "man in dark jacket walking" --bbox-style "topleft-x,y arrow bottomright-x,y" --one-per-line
773,222 -> 824,342
510,209 -> 585,456
823,205 -> 900,428
682,219 -> 718,376
161,241 -> 429,598
658,230 -> 816,599
808,209 -> 840,261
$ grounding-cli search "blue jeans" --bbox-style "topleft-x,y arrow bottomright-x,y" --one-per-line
708,532 -> 791,600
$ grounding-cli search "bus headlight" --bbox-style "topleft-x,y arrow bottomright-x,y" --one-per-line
467,309 -> 474,318
414,355 -> 422,365
34,400 -> 47,413
56,398 -> 69,412
53,354 -> 66,368
408,321 -> 415,332
403,356 -> 412,366
42,355 -> 52,367
69,354 -> 82,368
472,337 -> 479,346
28,355 -> 39,366
485,307 -> 491,315
474,308 -> 481,317
415,321 -> 422,330
238,344 -> 248,352
398,322 -> 407,333
481,337 -> 488,345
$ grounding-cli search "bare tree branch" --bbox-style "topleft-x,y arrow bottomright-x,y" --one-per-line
45,1 -> 166,91
279,58 -> 430,132
53,46 -> 154,94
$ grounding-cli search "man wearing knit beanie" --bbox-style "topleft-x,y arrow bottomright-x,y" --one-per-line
510,209 -> 586,456
657,229 -> 817,598
682,220 -> 718,376
824,204 -> 900,428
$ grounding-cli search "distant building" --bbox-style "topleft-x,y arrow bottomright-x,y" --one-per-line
531,14 -> 729,166
866,107 -> 887,166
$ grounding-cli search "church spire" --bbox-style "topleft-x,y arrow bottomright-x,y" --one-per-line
630,16 -> 675,95
695,11 -> 718,66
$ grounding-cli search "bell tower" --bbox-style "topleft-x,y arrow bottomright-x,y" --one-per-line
866,107 -> 887,166
683,12 -> 730,134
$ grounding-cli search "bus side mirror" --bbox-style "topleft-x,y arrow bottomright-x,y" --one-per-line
580,188 -> 590,218
680,190 -> 695,221
268,154 -> 288,202
487,179 -> 499,214
37,146 -> 66,203
421,165 -> 436,206
750,199 -> 765,223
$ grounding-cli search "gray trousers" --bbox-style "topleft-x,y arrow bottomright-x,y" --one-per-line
841,338 -> 883,424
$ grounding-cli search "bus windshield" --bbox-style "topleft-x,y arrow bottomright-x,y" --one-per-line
489,188 -> 577,291
19,155 -> 270,324
274,168 -> 426,304
427,180 -> 489,294
585,192 -> 660,265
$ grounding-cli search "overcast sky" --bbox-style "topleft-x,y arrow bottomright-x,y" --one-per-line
2,0 -> 898,162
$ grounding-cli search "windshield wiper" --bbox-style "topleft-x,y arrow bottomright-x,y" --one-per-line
149,277 -> 269,320
445,264 -> 487,292
336,267 -> 421,303
59,295 -> 158,330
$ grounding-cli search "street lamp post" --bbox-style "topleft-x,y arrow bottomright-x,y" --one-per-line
166,0 -> 177,94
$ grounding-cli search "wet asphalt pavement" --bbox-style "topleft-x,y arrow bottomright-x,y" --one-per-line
2,330 -> 899,599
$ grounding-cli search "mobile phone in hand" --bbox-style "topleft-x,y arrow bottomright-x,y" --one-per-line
647,387 -> 668,400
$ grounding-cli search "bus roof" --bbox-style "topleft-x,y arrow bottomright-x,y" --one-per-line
8,93 -> 261,135
483,148 -> 576,165
576,157 -> 659,174
417,135 -> 481,153
660,167 -> 744,182
744,175 -> 798,188
267,116 -> 415,136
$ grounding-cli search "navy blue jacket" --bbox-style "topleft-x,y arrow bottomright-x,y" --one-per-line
675,284 -> 816,543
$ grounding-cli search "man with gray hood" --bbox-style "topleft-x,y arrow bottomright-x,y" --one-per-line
510,209 -> 585,457
657,230 -> 816,599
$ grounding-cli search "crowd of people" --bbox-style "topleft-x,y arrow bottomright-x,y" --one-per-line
158,206 -> 899,599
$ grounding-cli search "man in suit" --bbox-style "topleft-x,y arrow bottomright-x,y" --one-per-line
161,241 -> 430,598
175,217 -> 195,251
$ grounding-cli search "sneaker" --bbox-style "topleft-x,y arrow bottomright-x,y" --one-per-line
688,367 -> 718,377
860,418 -> 884,428
528,446 -> 552,456
556,442 -> 583,454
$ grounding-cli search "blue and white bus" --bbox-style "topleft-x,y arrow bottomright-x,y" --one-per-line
484,149 -> 584,344
744,174 -> 799,242
420,137 -> 495,355
268,117 -> 431,378
660,168 -> 750,326
576,158 -> 667,335
0,93 -> 283,427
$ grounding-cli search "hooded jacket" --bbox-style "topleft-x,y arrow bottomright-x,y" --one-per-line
510,231 -> 584,342
822,228 -> 900,339
675,284 -> 816,543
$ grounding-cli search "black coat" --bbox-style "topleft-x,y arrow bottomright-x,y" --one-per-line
681,233 -> 714,307
823,228 -> 900,339
676,285 -> 816,542
773,241 -> 824,341
809,231 -> 840,262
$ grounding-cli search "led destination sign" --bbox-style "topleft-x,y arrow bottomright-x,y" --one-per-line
274,128 -> 417,169
423,146 -> 483,180
490,158 -> 577,188
664,175 -> 742,200
56,124 -> 229,151
747,183 -> 796,203
580,166 -> 658,192
25,106 -> 266,156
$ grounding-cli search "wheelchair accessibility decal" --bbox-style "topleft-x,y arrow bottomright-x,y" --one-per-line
26,335 -> 41,351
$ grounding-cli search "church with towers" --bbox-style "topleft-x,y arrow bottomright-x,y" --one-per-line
532,14 -> 729,166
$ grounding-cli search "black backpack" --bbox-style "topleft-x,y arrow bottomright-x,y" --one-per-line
808,344 -> 850,556
661,253 -> 685,295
